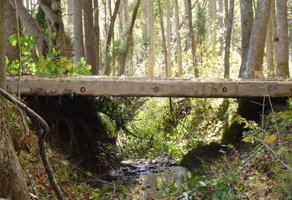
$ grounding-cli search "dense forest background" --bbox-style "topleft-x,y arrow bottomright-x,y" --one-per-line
1,0 -> 292,199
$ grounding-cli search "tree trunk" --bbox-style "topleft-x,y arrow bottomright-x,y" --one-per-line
266,15 -> 274,77
73,0 -> 84,63
67,0 -> 73,33
224,0 -> 234,78
224,0 -> 228,27
0,1 -> 29,198
148,0 -> 155,77
188,0 -> 198,77
184,0 -> 190,51
275,0 -> 289,78
4,0 -> 20,63
174,0 -> 182,76
271,0 -> 277,66
39,0 -> 67,56
118,0 -> 141,76
242,0 -> 272,78
83,0 -> 98,75
104,0 -> 121,75
8,0 -> 48,56
218,0 -> 224,56
209,0 -> 217,55
157,0 -> 168,76
238,0 -> 253,78
166,0 -> 171,77
142,0 -> 148,43
94,0 -> 100,75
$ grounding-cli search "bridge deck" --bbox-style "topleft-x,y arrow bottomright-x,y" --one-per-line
5,76 -> 292,98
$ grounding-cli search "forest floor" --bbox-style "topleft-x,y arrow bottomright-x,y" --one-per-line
8,98 -> 292,199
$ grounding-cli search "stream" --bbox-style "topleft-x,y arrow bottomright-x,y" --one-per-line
109,156 -> 190,199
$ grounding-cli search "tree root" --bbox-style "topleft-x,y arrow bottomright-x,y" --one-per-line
0,88 -> 64,200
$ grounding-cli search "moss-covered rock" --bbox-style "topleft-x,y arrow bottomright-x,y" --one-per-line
180,142 -> 227,170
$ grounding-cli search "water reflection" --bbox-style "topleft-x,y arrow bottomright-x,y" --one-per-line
130,166 -> 189,199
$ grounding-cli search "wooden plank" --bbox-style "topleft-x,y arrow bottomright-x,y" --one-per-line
5,76 -> 292,98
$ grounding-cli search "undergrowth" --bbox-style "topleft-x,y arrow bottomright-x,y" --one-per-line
7,97 -> 292,199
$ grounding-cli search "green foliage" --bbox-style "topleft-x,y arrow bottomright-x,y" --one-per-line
7,34 -> 91,76
36,7 -> 47,32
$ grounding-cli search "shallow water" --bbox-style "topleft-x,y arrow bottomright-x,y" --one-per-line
109,157 -> 190,199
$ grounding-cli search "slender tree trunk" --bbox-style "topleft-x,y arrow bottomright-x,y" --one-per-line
124,0 -> 129,26
157,0 -> 168,76
184,0 -> 190,51
67,0 -> 73,33
188,0 -> 198,77
166,0 -> 171,77
224,0 -> 228,27
218,0 -> 224,56
242,0 -> 272,78
94,0 -> 100,75
224,0 -> 234,78
266,16 -> 274,77
148,0 -> 155,77
174,0 -> 182,76
104,0 -> 121,75
275,0 -> 289,77
119,0 -> 123,36
142,0 -> 148,43
83,0 -> 98,75
209,0 -> 217,55
238,0 -> 253,77
0,1 -> 29,198
271,0 -> 277,66
73,0 -> 84,63
118,0 -> 141,75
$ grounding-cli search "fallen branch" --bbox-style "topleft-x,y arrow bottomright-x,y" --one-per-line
0,88 -> 64,200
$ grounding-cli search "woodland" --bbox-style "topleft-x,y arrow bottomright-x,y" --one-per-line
1,0 -> 292,199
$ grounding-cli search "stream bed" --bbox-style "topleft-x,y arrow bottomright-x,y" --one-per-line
109,156 -> 190,199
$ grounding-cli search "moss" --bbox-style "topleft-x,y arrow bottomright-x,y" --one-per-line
180,142 -> 227,171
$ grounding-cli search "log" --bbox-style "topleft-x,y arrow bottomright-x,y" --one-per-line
5,76 -> 292,98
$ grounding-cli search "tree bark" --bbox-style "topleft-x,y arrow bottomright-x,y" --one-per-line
157,0 -> 168,76
271,0 -> 277,66
188,0 -> 198,77
184,0 -> 190,51
67,0 -> 73,33
118,0 -> 141,75
94,0 -> 100,75
209,0 -> 217,55
174,0 -> 182,76
266,15 -> 274,77
4,0 -> 20,63
242,0 -> 272,78
166,0 -> 171,77
218,0 -> 224,56
275,0 -> 289,78
142,0 -> 148,43
238,0 -> 253,77
38,0 -> 67,56
83,0 -> 98,75
0,1 -> 29,198
104,0 -> 121,75
8,0 -> 48,56
148,0 -> 155,77
224,0 -> 234,78
73,0 -> 84,63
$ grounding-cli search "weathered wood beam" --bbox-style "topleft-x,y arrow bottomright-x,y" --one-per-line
5,76 -> 292,98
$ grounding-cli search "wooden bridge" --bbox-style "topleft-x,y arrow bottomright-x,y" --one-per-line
5,76 -> 292,98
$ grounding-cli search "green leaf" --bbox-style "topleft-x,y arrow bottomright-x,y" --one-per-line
8,34 -> 18,46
